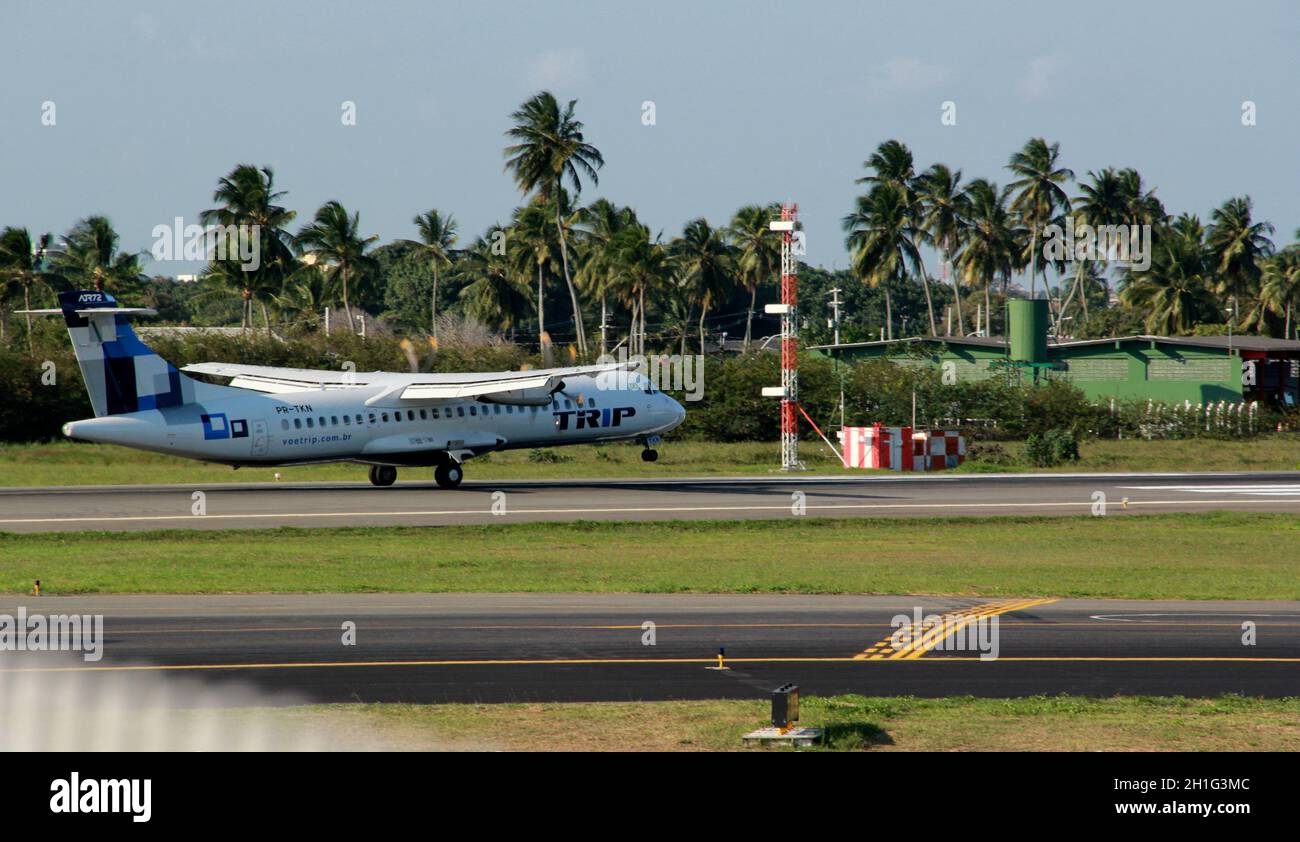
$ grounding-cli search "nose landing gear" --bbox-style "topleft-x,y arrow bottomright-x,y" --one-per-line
368,465 -> 397,487
638,434 -> 662,463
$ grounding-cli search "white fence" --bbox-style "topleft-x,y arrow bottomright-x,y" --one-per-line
1115,399 -> 1261,438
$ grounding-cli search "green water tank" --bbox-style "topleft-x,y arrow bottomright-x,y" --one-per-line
1007,298 -> 1049,363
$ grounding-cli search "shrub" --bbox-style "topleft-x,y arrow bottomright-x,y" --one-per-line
965,441 -> 1014,467
1025,428 -> 1080,467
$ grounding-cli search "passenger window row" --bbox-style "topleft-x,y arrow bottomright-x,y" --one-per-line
277,402 -> 552,432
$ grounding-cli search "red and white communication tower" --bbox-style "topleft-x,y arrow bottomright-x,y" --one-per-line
763,203 -> 804,471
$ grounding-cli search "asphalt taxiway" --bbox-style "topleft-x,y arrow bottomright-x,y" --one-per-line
3,471 -> 1300,532
2,593 -> 1296,703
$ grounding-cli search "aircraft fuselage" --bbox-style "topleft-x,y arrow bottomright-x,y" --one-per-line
63,373 -> 685,469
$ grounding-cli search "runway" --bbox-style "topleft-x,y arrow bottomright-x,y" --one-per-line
4,471 -> 1300,532
2,593 -> 1297,703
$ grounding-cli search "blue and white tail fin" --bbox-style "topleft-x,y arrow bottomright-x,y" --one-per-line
40,290 -> 237,417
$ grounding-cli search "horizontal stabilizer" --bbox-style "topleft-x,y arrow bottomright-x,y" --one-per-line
18,307 -> 158,316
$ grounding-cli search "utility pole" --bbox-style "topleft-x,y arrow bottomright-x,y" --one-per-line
828,287 -> 844,429
828,287 -> 842,345
600,297 -> 609,357
1227,297 -> 1237,357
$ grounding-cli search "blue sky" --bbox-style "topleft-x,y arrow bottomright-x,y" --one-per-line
2,0 -> 1297,274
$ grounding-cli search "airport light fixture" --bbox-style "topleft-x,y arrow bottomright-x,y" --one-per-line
742,683 -> 822,747
771,683 -> 800,730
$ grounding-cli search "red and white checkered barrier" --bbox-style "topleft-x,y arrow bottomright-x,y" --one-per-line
836,424 -> 965,471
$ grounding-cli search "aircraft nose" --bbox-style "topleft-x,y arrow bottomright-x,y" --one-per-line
667,396 -> 686,428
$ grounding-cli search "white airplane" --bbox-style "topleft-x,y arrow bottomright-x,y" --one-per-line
26,290 -> 686,488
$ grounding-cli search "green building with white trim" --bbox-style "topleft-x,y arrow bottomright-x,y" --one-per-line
811,300 -> 1300,407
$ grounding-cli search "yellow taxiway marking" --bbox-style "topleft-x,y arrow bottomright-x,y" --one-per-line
4,498 -> 1300,526
854,598 -> 1059,660
5,654 -> 1300,675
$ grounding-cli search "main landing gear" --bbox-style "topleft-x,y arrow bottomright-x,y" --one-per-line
368,463 -> 464,488
641,448 -> 658,462
434,463 -> 464,489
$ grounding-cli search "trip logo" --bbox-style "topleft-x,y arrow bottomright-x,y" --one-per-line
554,406 -> 635,431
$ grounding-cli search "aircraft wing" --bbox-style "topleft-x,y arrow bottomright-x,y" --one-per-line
396,373 -> 561,404
182,361 -> 630,402
181,362 -> 389,393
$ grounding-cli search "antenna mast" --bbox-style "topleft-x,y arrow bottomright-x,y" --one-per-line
763,203 -> 804,471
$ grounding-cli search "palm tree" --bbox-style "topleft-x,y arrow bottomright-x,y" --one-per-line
504,91 -> 605,356
52,216 -> 144,294
509,199 -> 563,345
403,209 -> 458,343
1067,168 -> 1126,319
955,179 -> 1019,336
0,228 -> 62,351
1057,259 -> 1108,334
272,261 -> 339,330
856,139 -> 916,192
576,198 -> 640,355
609,219 -> 669,355
200,164 -> 298,328
727,203 -> 782,350
671,218 -> 736,353
1206,196 -> 1274,303
0,272 -> 18,345
855,140 -> 938,334
1117,168 -> 1167,233
842,182 -> 922,340
1120,214 -> 1215,335
458,228 -> 532,330
915,165 -> 968,335
1007,138 -> 1073,300
294,201 -> 379,333
1260,246 -> 1300,339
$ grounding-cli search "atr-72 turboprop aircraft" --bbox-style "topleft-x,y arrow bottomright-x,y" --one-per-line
26,291 -> 686,488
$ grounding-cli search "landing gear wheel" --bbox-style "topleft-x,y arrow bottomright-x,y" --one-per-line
368,465 -> 397,487
435,463 -> 463,489
641,448 -> 659,463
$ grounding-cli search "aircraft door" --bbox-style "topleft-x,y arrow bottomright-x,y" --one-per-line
251,419 -> 269,457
